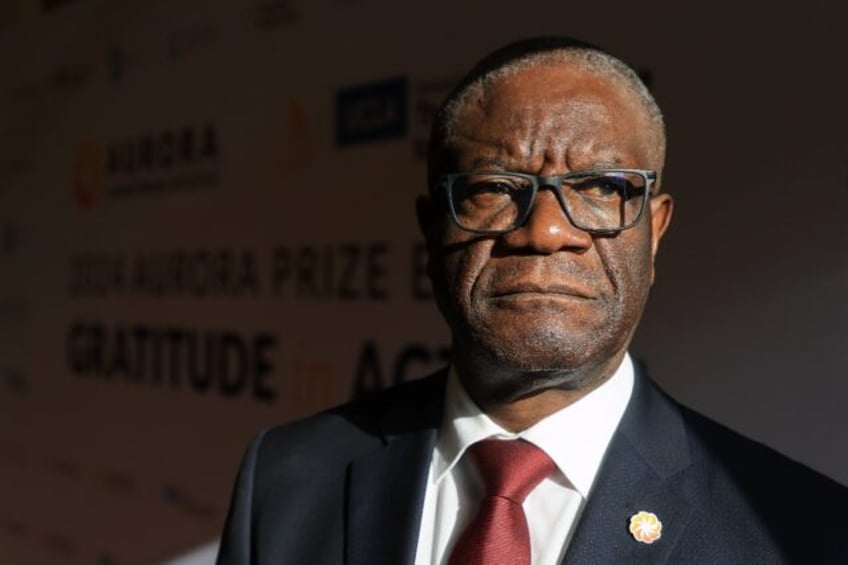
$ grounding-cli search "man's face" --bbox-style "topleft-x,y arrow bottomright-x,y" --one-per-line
421,62 -> 672,393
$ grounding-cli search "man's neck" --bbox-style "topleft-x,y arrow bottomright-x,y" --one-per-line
455,352 -> 627,432
479,384 -> 608,432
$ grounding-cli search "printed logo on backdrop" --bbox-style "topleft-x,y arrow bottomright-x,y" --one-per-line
71,123 -> 220,209
336,77 -> 408,146
255,0 -> 301,28
411,77 -> 459,159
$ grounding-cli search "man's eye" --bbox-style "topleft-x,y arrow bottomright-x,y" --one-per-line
571,176 -> 630,198
468,180 -> 519,194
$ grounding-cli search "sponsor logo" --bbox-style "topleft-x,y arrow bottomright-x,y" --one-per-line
72,123 -> 220,210
336,77 -> 408,146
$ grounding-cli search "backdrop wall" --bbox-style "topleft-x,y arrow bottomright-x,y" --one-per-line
1,0 -> 846,563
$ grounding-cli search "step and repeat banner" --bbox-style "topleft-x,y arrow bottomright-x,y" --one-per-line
2,0 -> 847,563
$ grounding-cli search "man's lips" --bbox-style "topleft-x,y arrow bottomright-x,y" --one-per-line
487,283 -> 598,300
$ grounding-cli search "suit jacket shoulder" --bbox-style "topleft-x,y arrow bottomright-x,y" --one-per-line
569,370 -> 848,564
676,401 -> 848,562
216,372 -> 447,565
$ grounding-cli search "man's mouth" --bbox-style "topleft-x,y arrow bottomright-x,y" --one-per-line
488,283 -> 597,301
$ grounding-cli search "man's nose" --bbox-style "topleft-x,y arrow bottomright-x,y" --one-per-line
499,189 -> 593,254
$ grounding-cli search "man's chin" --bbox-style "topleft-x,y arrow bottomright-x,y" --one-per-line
467,349 -> 597,402
482,334 -> 595,373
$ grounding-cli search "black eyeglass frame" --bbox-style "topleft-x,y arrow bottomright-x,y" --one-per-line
434,168 -> 659,235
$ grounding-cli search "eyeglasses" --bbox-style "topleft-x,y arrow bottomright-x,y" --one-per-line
435,169 -> 658,235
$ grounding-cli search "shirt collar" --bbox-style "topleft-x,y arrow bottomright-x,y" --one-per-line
434,354 -> 634,498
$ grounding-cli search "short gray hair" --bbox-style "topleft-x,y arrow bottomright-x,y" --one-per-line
428,38 -> 666,187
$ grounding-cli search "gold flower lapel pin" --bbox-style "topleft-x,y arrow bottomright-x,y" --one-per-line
629,511 -> 662,544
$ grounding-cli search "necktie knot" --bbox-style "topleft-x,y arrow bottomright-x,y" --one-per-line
447,438 -> 556,565
469,438 -> 555,503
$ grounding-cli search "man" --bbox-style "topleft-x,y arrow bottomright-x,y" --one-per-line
217,37 -> 848,564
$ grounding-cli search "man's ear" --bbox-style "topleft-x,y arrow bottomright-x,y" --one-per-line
648,192 -> 673,283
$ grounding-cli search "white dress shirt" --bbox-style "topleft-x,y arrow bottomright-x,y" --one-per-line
414,354 -> 635,565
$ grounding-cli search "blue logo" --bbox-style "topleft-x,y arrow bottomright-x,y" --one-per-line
336,77 -> 408,146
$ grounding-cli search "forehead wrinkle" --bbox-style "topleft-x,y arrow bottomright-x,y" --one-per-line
450,114 -> 539,171
458,99 -> 631,172
447,67 -> 656,177
449,130 -> 532,170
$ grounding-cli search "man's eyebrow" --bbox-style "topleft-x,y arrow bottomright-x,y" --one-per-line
468,156 -> 630,171
571,150 -> 629,169
585,158 -> 625,169
470,156 -> 510,170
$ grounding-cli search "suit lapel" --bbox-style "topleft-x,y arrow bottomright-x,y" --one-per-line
563,368 -> 695,564
345,374 -> 447,565
341,368 -> 697,564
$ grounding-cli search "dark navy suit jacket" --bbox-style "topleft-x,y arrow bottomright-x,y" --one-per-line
217,368 -> 848,564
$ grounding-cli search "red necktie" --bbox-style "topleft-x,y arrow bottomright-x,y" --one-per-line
448,439 -> 556,565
